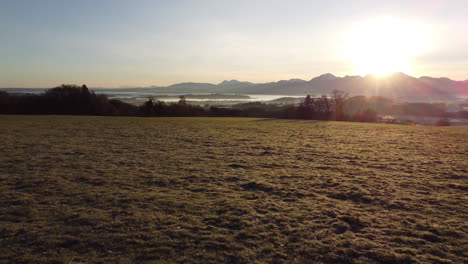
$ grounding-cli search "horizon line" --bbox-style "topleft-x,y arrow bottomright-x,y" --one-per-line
1,72 -> 467,89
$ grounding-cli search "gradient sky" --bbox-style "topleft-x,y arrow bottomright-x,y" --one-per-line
1,0 -> 467,88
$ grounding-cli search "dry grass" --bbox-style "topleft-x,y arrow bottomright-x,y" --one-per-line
0,115 -> 467,263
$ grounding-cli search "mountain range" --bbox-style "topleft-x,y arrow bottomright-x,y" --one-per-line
2,73 -> 467,101
110,73 -> 467,101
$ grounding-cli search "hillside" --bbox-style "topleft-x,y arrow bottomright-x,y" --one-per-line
1,116 -> 467,263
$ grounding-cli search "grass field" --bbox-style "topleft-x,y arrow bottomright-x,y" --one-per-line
0,115 -> 467,263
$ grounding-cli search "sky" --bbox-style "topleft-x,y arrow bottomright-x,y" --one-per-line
1,0 -> 467,88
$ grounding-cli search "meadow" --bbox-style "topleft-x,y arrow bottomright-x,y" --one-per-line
0,115 -> 466,263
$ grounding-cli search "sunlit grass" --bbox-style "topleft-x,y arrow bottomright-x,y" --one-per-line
0,115 -> 466,263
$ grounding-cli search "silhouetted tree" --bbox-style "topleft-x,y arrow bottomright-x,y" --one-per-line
178,96 -> 187,106
330,90 -> 348,121
0,84 -> 137,116
140,97 -> 155,116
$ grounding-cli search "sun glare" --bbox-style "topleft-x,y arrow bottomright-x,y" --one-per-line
345,18 -> 427,77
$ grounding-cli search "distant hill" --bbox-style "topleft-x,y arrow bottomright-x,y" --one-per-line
2,73 -> 467,100
130,73 -> 468,100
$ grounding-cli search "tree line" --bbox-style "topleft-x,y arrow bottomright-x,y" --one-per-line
1,84 -> 466,123
0,85 -> 244,117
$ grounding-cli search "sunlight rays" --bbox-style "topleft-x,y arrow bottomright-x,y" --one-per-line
345,17 -> 429,77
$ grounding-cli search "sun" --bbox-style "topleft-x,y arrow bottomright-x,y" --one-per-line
345,18 -> 426,76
